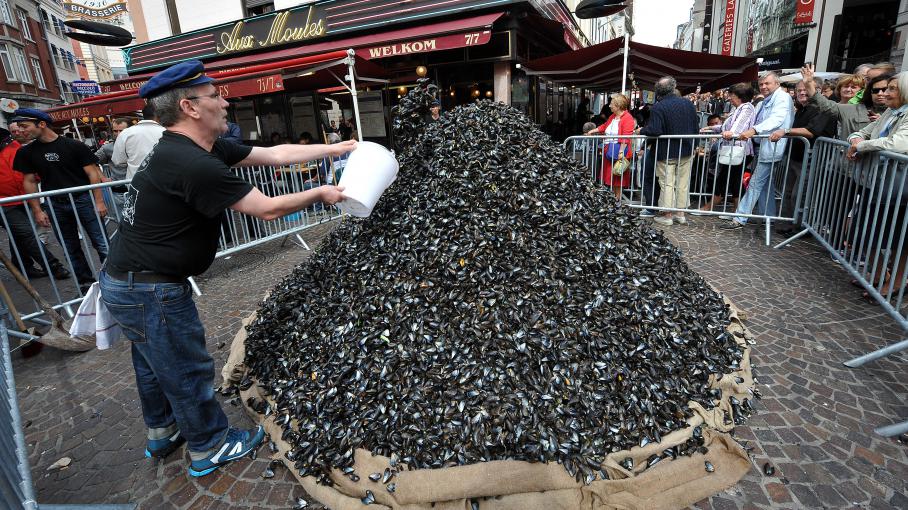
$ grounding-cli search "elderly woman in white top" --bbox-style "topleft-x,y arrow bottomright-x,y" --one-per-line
845,72 -> 908,302
697,82 -> 757,213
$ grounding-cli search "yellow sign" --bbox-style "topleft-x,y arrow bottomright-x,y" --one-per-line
217,7 -> 326,55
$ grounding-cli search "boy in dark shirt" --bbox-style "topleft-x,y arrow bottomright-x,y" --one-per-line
12,108 -> 108,288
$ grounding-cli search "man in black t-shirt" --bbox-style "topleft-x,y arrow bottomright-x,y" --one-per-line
12,108 -> 109,288
99,60 -> 354,478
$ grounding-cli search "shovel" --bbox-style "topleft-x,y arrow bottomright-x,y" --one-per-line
0,251 -> 94,351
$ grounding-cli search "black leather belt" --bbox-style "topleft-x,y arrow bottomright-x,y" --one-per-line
111,185 -> 128,193
105,266 -> 186,284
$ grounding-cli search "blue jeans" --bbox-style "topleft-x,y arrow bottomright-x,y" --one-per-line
47,193 -> 108,282
734,160 -> 778,224
640,147 -> 659,209
99,270 -> 228,452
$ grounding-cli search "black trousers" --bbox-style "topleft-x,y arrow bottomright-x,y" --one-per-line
2,204 -> 62,272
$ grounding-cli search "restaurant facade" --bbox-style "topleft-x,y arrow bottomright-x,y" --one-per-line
48,0 -> 594,144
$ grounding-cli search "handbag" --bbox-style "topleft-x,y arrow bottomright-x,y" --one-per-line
604,113 -> 626,160
718,143 -> 745,166
611,157 -> 631,176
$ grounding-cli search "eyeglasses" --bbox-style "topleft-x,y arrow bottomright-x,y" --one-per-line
872,87 -> 888,94
186,91 -> 222,101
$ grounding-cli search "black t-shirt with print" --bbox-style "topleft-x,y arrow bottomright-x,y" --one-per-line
12,136 -> 98,190
106,131 -> 253,277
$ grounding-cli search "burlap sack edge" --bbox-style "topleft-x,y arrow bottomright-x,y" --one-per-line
223,296 -> 755,510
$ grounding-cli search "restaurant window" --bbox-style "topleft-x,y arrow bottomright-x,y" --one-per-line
16,8 -> 32,40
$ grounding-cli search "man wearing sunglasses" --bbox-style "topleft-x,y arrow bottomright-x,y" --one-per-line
99,60 -> 354,477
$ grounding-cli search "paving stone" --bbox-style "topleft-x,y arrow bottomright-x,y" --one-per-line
788,484 -> 825,508
765,482 -> 792,503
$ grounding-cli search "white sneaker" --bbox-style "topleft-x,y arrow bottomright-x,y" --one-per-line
653,215 -> 673,226
674,214 -> 688,225
718,215 -> 732,221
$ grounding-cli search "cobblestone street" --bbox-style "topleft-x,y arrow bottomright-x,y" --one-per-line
10,217 -> 908,509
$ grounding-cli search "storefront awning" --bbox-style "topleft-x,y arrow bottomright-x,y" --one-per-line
522,39 -> 759,92
47,50 -> 385,122
101,12 -> 502,95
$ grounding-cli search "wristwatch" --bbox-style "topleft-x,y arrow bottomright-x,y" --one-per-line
784,128 -> 791,135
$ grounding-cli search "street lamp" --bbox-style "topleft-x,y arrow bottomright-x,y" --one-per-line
575,0 -> 630,96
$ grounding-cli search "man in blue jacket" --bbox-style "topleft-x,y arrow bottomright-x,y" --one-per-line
721,71 -> 794,229
639,76 -> 700,226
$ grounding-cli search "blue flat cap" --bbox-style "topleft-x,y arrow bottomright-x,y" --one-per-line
139,60 -> 214,98
11,108 -> 52,124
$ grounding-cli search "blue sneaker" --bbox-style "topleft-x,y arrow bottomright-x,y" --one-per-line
188,426 -> 265,477
144,430 -> 185,459
638,209 -> 655,218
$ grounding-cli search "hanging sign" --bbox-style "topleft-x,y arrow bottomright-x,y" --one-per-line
721,0 -> 736,56
72,80 -> 102,95
62,1 -> 128,19
794,0 -> 815,25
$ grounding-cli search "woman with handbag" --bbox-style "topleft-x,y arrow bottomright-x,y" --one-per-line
697,83 -> 756,213
586,94 -> 635,200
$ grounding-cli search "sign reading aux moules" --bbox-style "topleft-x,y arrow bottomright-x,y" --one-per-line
124,4 -> 330,72
217,7 -> 326,55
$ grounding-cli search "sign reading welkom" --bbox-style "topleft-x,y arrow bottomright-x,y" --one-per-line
62,0 -> 128,19
357,31 -> 491,59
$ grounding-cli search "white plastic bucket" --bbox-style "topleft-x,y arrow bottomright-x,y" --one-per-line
336,141 -> 399,217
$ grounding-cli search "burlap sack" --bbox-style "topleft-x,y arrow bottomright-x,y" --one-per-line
224,298 -> 754,510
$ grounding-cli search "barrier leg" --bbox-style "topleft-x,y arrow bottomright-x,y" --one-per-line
843,338 -> 908,367
874,420 -> 908,438
292,234 -> 311,251
765,218 -> 771,247
188,277 -> 202,297
774,228 -> 811,249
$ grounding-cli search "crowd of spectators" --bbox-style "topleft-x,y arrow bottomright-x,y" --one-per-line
579,61 -> 908,302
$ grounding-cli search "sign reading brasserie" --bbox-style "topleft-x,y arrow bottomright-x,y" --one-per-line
63,0 -> 128,19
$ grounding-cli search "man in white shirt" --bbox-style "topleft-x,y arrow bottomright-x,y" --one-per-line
721,72 -> 794,229
112,103 -> 165,180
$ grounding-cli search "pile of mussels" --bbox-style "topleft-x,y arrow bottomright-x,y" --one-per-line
242,80 -> 746,487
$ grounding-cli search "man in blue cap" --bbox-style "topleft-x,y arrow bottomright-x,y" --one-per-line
99,59 -> 354,477
12,107 -> 109,289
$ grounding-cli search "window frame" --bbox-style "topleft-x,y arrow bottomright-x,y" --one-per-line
10,45 -> 31,84
0,43 -> 17,81
0,0 -> 13,26
15,8 -> 32,40
30,57 -> 45,89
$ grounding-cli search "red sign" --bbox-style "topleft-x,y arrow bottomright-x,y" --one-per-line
721,0 -> 736,56
795,0 -> 815,25
356,30 -> 491,59
49,73 -> 284,122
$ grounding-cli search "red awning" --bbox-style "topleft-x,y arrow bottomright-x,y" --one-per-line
522,39 -> 759,92
47,51 -> 385,122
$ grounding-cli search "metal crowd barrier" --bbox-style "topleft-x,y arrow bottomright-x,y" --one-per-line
0,159 -> 347,348
775,137 -> 908,437
1,324 -> 137,509
565,134 -> 811,245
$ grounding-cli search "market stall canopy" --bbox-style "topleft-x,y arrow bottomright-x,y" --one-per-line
521,39 -> 759,92
46,50 -> 386,123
